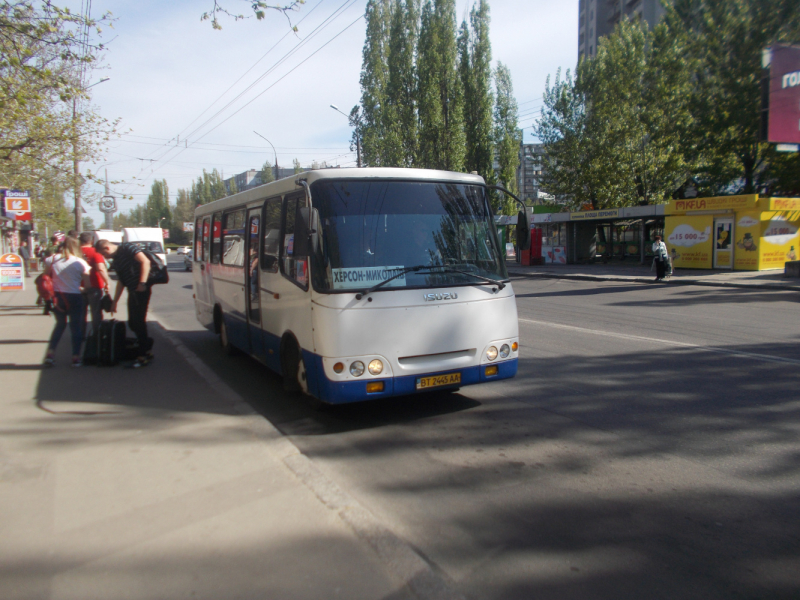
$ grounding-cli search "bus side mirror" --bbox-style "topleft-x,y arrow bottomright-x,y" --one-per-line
295,207 -> 320,257
516,211 -> 531,251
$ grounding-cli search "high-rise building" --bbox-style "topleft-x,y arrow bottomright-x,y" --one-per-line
578,0 -> 666,60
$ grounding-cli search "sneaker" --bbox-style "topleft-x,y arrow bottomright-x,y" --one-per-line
129,357 -> 150,369
44,357 -> 55,367
71,358 -> 82,368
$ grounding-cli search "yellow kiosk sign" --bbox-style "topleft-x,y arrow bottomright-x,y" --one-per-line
663,195 -> 800,270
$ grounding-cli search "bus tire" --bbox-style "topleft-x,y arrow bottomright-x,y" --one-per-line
281,336 -> 305,393
219,317 -> 236,356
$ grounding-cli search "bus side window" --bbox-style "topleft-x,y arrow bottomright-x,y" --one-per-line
202,217 -> 211,262
261,197 -> 281,273
195,217 -> 203,258
281,195 -> 308,288
221,209 -> 246,267
211,212 -> 222,264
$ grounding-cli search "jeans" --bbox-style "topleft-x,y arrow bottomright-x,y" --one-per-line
49,292 -> 85,357
128,287 -> 153,356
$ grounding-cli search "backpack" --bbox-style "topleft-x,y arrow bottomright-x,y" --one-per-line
34,273 -> 54,301
142,250 -> 169,285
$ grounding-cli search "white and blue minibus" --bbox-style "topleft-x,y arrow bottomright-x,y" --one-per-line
192,167 -> 530,405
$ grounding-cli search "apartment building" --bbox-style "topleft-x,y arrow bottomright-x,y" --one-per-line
578,0 -> 667,60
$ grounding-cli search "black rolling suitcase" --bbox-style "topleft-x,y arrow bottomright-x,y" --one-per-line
97,319 -> 126,366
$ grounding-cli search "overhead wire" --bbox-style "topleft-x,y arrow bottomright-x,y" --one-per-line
123,0 -> 362,189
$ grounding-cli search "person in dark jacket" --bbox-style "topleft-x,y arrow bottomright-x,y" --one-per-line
95,240 -> 153,368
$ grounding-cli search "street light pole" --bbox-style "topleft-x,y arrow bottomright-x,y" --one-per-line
73,77 -> 110,233
330,104 -> 361,167
253,131 -> 278,181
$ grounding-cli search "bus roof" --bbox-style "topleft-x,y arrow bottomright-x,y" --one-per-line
194,167 -> 487,217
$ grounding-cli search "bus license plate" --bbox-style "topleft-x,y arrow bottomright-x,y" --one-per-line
416,373 -> 461,390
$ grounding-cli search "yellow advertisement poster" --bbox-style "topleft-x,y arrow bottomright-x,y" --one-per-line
665,215 -> 713,269
733,211 -> 761,270
759,211 -> 800,270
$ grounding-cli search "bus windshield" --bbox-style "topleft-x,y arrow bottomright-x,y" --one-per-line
310,179 -> 507,293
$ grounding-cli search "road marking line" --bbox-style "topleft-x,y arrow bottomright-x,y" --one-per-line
519,318 -> 800,366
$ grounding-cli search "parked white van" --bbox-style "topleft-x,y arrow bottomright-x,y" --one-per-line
121,227 -> 167,266
92,230 -> 123,245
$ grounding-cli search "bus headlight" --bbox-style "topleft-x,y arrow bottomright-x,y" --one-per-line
486,346 -> 498,361
499,344 -> 510,359
350,361 -> 365,377
368,359 -> 383,375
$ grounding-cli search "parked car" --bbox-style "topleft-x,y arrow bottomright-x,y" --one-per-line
184,250 -> 193,271
176,246 -> 190,255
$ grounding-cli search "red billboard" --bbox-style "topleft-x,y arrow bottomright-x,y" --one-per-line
767,45 -> 800,145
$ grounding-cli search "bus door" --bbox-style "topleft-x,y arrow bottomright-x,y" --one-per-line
194,216 -> 213,326
258,197 -> 283,372
245,208 -> 265,357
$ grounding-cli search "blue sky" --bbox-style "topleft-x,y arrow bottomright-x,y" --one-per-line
78,0 -> 577,224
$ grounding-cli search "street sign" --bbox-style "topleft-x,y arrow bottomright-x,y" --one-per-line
0,253 -> 24,291
3,190 -> 32,221
162,228 -> 170,239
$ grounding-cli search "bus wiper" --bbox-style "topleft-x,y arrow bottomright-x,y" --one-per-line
435,266 -> 506,290
355,264 -> 505,300
355,265 -> 433,299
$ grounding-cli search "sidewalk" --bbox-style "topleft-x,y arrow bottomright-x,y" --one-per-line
0,285 -> 441,600
507,261 -> 800,291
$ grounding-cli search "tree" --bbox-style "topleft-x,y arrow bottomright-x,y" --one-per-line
82,216 -> 96,231
460,0 -> 494,182
493,62 -> 520,212
0,1 -> 117,229
664,0 -> 800,194
201,1 -> 305,30
359,0 -> 392,166
145,179 -> 171,228
383,0 -> 419,167
228,176 -> 238,195
537,19 -> 694,209
260,159 -> 275,184
293,158 -> 302,174
417,0 -> 464,171
171,188 -> 196,244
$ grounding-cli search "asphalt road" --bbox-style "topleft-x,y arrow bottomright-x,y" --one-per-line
152,255 -> 800,600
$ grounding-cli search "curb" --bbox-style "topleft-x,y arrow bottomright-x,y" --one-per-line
507,270 -> 800,292
150,313 -> 465,600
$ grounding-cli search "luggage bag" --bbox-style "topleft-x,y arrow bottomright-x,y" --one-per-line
97,319 -> 126,366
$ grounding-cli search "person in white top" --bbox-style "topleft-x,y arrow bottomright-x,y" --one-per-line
43,237 -> 91,367
652,235 -> 669,282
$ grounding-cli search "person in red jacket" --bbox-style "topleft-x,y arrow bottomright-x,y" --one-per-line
79,232 -> 111,335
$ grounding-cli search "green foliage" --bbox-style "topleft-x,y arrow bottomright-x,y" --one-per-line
359,0 -> 392,166
260,159 -> 275,184
201,1 -> 305,30
460,0 -> 494,183
0,1 -> 118,228
417,0 -> 464,171
493,62 -> 520,213
228,176 -> 238,194
538,19 -> 694,208
82,216 -> 95,231
383,0 -> 419,166
293,158 -> 302,174
664,0 -> 800,195
145,179 -> 171,228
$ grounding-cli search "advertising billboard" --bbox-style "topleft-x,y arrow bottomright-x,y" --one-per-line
767,45 -> 800,145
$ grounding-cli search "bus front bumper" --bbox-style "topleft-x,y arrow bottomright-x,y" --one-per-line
303,352 -> 518,405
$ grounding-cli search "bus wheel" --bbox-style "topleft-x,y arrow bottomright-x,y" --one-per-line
219,318 -> 236,356
281,337 -> 304,393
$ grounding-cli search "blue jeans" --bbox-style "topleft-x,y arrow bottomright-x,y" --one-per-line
49,292 -> 85,357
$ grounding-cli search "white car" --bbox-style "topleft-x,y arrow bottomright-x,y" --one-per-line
176,246 -> 190,255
